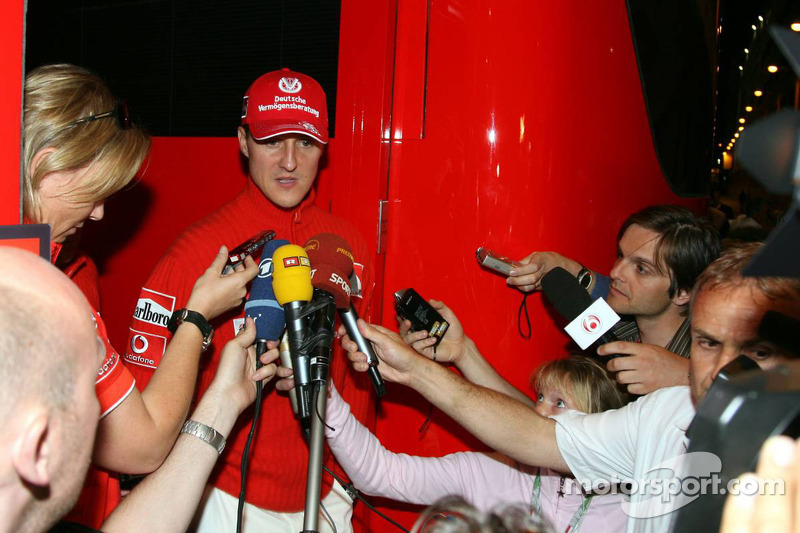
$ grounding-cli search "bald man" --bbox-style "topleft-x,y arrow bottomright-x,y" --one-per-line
0,247 -> 102,532
0,248 -> 280,533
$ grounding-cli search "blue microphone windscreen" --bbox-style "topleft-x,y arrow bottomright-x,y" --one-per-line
245,239 -> 289,340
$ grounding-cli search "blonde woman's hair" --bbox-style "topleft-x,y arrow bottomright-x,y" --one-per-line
23,63 -> 150,218
532,354 -> 630,414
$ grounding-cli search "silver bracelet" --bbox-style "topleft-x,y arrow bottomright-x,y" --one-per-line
180,419 -> 226,454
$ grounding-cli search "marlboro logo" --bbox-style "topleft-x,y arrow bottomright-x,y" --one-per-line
133,289 -> 175,327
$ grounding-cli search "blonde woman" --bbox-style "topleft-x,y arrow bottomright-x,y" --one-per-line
22,64 -> 257,527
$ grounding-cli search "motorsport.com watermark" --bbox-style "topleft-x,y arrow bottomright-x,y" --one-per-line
561,452 -> 785,518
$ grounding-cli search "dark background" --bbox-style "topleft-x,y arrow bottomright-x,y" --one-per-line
26,0 -> 341,137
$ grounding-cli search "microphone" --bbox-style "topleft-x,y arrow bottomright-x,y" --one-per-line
279,332 -> 299,414
244,239 -> 288,367
305,234 -> 386,397
304,234 -> 352,386
272,244 -> 314,425
541,267 -> 623,355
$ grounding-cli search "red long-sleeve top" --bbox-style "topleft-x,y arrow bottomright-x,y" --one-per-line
124,181 -> 375,511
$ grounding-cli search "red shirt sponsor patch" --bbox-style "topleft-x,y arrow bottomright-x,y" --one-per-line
124,328 -> 167,369
132,288 -> 175,328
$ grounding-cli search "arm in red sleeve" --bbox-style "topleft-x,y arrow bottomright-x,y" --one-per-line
95,246 -> 256,474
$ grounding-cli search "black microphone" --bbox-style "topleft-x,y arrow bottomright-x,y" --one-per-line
304,233 -> 387,397
340,305 -> 386,397
308,289 -> 337,385
541,267 -> 623,355
244,239 -> 288,366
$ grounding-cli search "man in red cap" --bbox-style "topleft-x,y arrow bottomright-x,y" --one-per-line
124,69 -> 374,532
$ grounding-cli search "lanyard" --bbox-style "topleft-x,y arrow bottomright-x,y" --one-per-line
531,469 -> 593,533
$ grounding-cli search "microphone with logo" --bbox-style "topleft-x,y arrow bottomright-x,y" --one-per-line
303,234 -> 348,388
540,267 -> 624,358
243,238 -> 299,414
244,239 -> 289,366
272,244 -> 314,426
237,238 -> 288,532
305,233 -> 386,397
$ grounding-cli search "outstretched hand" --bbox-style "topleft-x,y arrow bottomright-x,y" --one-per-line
342,319 -> 427,385
506,251 -> 581,292
186,246 -> 258,321
206,317 -> 280,416
398,299 -> 465,364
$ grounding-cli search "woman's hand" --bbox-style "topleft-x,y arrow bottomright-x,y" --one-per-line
186,246 -> 258,320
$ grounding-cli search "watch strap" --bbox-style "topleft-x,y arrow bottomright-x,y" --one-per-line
576,266 -> 593,289
180,419 -> 226,454
167,308 -> 214,350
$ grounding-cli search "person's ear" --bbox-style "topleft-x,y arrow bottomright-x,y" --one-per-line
237,127 -> 249,158
11,410 -> 52,487
29,147 -> 59,188
673,287 -> 691,308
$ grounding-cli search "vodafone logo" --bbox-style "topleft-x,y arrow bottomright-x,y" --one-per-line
124,328 -> 167,369
130,334 -> 149,354
258,257 -> 274,278
279,77 -> 302,93
582,314 -> 602,334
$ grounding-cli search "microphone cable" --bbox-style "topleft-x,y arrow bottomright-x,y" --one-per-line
518,293 -> 531,340
236,340 -> 269,533
418,345 -> 437,434
321,467 -> 409,532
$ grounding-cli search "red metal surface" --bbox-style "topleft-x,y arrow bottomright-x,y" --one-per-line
0,0 -> 23,224
333,1 -> 701,529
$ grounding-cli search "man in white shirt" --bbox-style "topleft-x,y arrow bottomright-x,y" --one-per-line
342,242 -> 800,532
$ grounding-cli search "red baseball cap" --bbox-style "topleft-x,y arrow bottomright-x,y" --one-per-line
241,68 -> 329,144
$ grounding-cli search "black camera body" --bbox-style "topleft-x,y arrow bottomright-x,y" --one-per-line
674,362 -> 800,532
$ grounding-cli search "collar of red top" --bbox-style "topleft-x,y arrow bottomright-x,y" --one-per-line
22,215 -> 63,265
238,179 -> 317,226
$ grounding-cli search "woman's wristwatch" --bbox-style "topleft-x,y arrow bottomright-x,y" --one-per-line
167,308 -> 214,351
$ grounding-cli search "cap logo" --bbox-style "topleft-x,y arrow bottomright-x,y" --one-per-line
279,77 -> 303,94
300,121 -> 320,135
241,96 -> 249,119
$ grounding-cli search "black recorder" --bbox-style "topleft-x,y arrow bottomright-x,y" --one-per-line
394,288 -> 450,347
224,229 -> 276,274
